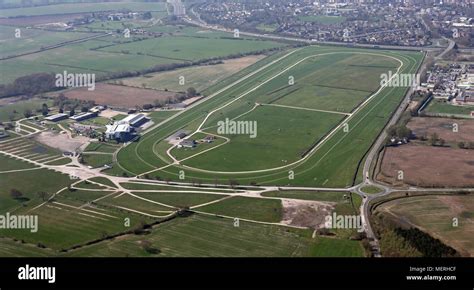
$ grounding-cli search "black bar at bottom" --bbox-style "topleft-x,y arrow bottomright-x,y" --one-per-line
0,258 -> 472,289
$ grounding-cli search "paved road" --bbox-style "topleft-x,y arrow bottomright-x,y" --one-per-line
356,35 -> 459,256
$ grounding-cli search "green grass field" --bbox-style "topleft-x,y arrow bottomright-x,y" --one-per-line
196,196 -> 283,223
82,153 -> 113,168
181,105 -> 344,171
147,110 -> 178,124
375,194 -> 474,256
97,192 -> 175,214
114,55 -> 263,92
0,25 -> 95,59
262,190 -> 350,202
0,2 -> 166,17
0,22 -> 285,85
133,191 -> 227,208
0,152 -> 38,171
84,142 -> 121,153
0,167 -> 72,213
63,215 -> 325,257
98,35 -> 284,62
425,99 -> 474,116
1,196 -> 152,250
0,98 -> 53,122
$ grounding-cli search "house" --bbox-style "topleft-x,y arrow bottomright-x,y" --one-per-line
105,123 -> 132,142
44,113 -> 68,122
178,140 -> 196,149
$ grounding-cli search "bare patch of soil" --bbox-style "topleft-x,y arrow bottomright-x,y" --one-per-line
281,199 -> 334,229
60,83 -> 175,109
35,130 -> 88,152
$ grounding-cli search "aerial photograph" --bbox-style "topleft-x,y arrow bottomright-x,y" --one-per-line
0,0 -> 472,288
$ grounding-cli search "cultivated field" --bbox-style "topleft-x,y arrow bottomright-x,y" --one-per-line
408,117 -> 474,143
378,144 -> 474,187
60,83 -> 175,108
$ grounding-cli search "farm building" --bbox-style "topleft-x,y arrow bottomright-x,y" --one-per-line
44,113 -> 68,122
178,140 -> 196,148
70,112 -> 97,122
105,123 -> 132,142
119,113 -> 148,127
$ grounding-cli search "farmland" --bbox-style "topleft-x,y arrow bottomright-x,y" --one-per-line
60,83 -> 176,108
115,55 -> 264,93
0,14 -> 286,85
63,214 -> 363,257
374,194 -> 474,256
0,2 -> 166,18
0,25 -> 95,59
378,144 -> 474,188
0,97 -> 53,122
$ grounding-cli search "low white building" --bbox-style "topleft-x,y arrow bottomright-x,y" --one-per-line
105,123 -> 132,141
103,113 -> 148,142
